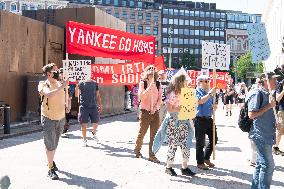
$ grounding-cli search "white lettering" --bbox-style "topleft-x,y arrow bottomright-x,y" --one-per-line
86,31 -> 94,45
119,37 -> 126,50
112,74 -> 118,83
77,29 -> 85,44
109,35 -> 117,50
69,27 -> 76,43
102,34 -> 110,49
126,64 -> 133,73
125,38 -> 132,51
94,32 -> 102,47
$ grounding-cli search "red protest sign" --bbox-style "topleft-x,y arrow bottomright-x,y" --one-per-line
187,70 -> 229,89
66,21 -> 156,63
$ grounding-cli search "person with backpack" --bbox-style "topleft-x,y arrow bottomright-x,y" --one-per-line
246,72 -> 280,189
38,63 -> 68,180
134,65 -> 162,163
158,70 -> 170,125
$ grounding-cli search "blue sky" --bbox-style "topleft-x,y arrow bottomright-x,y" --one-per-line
179,0 -> 266,14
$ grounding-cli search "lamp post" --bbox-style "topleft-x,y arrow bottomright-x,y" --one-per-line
168,26 -> 173,68
234,56 -> 238,84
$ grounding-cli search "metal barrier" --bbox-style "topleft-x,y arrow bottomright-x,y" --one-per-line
0,104 -> 11,134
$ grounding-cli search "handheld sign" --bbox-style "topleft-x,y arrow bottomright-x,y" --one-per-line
63,60 -> 91,82
247,23 -> 270,64
202,41 -> 230,70
178,88 -> 198,120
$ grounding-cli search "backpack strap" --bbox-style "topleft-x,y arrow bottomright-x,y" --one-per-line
143,80 -> 147,90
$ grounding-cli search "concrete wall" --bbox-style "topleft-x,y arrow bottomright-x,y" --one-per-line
0,10 -> 64,121
23,7 -> 127,116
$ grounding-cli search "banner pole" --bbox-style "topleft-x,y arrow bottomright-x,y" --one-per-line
212,68 -> 217,160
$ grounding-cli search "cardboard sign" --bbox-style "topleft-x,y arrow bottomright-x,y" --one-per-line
63,60 -> 91,82
178,88 -> 198,120
247,23 -> 270,64
66,21 -> 156,63
202,41 -> 230,70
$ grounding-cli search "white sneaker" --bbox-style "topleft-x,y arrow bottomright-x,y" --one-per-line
92,132 -> 99,142
83,140 -> 87,147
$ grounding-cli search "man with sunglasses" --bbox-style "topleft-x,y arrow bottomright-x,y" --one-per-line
194,75 -> 217,170
38,63 -> 68,180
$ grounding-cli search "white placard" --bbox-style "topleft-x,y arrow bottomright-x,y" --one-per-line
63,60 -> 91,82
202,41 -> 230,70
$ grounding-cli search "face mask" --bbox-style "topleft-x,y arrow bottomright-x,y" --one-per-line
52,70 -> 60,80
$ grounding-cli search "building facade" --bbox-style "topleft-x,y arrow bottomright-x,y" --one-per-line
263,0 -> 284,71
0,0 -> 68,14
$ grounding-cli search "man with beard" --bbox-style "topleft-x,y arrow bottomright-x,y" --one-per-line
194,75 -> 217,170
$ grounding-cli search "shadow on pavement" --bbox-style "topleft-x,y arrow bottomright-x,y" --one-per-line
216,146 -> 242,152
58,170 -> 117,189
88,143 -> 136,158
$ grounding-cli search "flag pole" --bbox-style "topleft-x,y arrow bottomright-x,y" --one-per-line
212,68 -> 217,160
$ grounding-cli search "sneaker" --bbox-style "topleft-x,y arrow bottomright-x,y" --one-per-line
197,164 -> 209,170
83,140 -> 87,147
181,167 -> 196,176
165,167 -> 177,176
273,147 -> 284,155
47,168 -> 59,180
92,131 -> 99,142
53,161 -> 58,171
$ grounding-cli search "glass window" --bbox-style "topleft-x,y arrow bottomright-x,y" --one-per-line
163,38 -> 167,44
114,0 -> 119,6
179,9 -> 184,16
173,48 -> 178,53
228,22 -> 235,28
256,16 -> 261,23
190,49 -> 194,54
169,9 -> 173,15
163,9 -> 168,14
221,13 -> 226,18
184,29 -> 189,35
205,30 -> 209,36
173,38 -> 178,44
190,39 -> 194,44
215,31 -> 220,37
205,12 -> 210,17
237,40 -> 242,50
184,39 -> 189,44
200,11 -> 205,17
137,2 -> 143,8
236,23 -> 240,29
195,30 -> 199,35
220,22 -> 225,28
179,38 -> 183,44
138,26 -> 143,34
174,19 -> 178,25
190,11 -> 194,16
105,0 -> 111,4
227,14 -> 234,21
163,18 -> 168,24
205,21 -> 209,27
220,31 -> 224,37
163,48 -> 167,53
174,29 -> 178,35
195,20 -> 199,26
200,21 -> 204,27
185,20 -> 189,25
153,27 -> 158,35
154,15 -> 159,21
185,10 -> 189,16
114,11 -> 119,18
130,25 -> 135,33
215,40 -> 219,43
179,29 -> 184,35
145,26 -> 151,34
235,14 -> 240,21
11,3 -> 17,11
210,22 -> 214,28
195,39 -> 200,45
190,20 -> 194,26
210,40 -> 214,43
122,0 -> 127,6
122,11 -> 128,19
174,9 -> 179,16
190,30 -> 195,35
210,31 -> 214,36
215,22 -> 220,28
163,28 -> 167,33
21,4 -> 28,10
179,19 -> 184,25
216,12 -> 221,18
138,12 -> 143,20
130,12 -> 135,19
195,11 -> 199,17
146,13 -> 151,21
220,41 -> 225,44
200,30 -> 204,36
169,19 -> 173,24
211,12 -> 215,18
195,49 -> 199,54
30,4 -> 36,10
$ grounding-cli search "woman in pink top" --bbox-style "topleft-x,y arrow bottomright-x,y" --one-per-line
134,65 -> 162,163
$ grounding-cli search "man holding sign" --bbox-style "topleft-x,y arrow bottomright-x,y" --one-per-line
194,75 -> 217,170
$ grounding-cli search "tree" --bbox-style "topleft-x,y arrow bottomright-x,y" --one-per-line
173,50 -> 195,69
235,52 -> 263,81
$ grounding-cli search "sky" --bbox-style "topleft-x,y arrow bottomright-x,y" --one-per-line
179,0 -> 267,15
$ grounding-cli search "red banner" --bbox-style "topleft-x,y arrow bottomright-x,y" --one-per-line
187,70 -> 229,89
66,21 -> 156,63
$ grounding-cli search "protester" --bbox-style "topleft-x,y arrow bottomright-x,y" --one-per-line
224,84 -> 235,116
194,75 -> 217,170
75,79 -> 102,147
246,72 -> 280,189
134,65 -> 162,163
38,63 -> 68,180
237,83 -> 247,108
158,70 -> 170,125
131,84 -> 140,120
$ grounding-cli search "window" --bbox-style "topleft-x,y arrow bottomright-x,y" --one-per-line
179,19 -> 184,25
173,38 -> 178,44
190,11 -> 194,16
220,41 -> 225,44
184,29 -> 189,35
195,11 -> 199,17
221,13 -> 226,18
173,48 -> 178,53
179,29 -> 184,35
174,9 -> 179,16
227,14 -> 234,21
215,40 -> 219,44
153,14 -> 158,21
122,0 -> 127,6
138,26 -> 143,34
114,11 -> 119,18
220,22 -> 225,28
169,19 -> 173,24
30,4 -> 36,10
138,12 -> 143,20
146,13 -> 151,21
163,9 -> 168,14
205,31 -> 209,36
162,28 -> 167,34
256,16 -> 261,23
184,39 -> 189,44
37,5 -> 42,10
114,0 -> 119,6
21,4 -> 28,10
215,22 -> 220,28
11,3 -> 17,11
137,2 -> 143,9
169,9 -> 173,15
200,30 -> 204,36
185,10 -> 189,16
205,12 -> 210,17
163,18 -> 168,24
179,38 -> 183,45
195,49 -> 199,54
210,22 -> 214,28
211,12 -> 215,18
130,25 -> 135,33
228,22 -> 235,28
163,38 -> 167,44
195,20 -> 199,26
210,31 -> 214,36
190,39 -> 194,44
179,9 -> 184,16
200,11 -> 205,17
163,48 -> 167,53
237,40 -> 242,50
122,11 -> 128,19
174,29 -> 178,35
130,12 -> 135,19
220,31 -> 224,37
190,49 -> 194,54
174,19 -> 178,25
185,20 -> 189,25
216,12 -> 221,18
190,30 -> 194,35
153,27 -> 158,35
190,20 -> 194,26
229,39 -> 236,50
129,1 -> 134,7
200,21 -> 204,27
243,40 -> 249,50
195,39 -> 200,45
215,31 -> 220,37
105,0 -> 111,4
145,26 -> 151,34
236,23 -> 240,29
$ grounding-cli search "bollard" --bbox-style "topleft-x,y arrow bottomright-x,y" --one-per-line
3,105 -> 10,134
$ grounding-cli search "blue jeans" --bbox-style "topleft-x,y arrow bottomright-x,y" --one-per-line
251,142 -> 275,189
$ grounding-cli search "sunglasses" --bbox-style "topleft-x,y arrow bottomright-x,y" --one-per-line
200,80 -> 210,83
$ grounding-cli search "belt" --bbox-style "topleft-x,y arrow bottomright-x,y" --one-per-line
196,116 -> 211,120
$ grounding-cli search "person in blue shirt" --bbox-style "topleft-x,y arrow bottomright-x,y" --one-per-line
194,75 -> 216,170
246,72 -> 280,189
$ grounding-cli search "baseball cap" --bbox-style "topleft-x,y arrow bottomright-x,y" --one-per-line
196,75 -> 210,81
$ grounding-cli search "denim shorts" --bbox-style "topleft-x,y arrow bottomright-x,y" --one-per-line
78,106 -> 100,124
41,116 -> 64,151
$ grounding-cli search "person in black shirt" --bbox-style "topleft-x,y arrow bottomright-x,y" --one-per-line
275,76 -> 284,155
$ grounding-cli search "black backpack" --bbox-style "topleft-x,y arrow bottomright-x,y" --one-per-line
143,80 -> 160,90
238,91 -> 263,132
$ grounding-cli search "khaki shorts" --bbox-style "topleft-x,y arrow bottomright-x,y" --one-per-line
276,111 -> 284,135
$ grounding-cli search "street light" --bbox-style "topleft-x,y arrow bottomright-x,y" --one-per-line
168,26 -> 173,68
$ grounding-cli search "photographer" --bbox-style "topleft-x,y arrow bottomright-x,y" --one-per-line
38,63 -> 68,180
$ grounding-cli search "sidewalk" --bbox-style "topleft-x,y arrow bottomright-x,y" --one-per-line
0,105 -> 283,189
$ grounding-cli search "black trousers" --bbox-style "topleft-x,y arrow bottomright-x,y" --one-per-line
194,117 -> 218,165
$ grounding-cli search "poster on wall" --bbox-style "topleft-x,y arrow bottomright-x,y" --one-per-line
63,60 -> 92,82
247,23 -> 270,64
202,41 -> 230,70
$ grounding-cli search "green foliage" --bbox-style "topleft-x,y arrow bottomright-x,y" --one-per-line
173,50 -> 195,69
